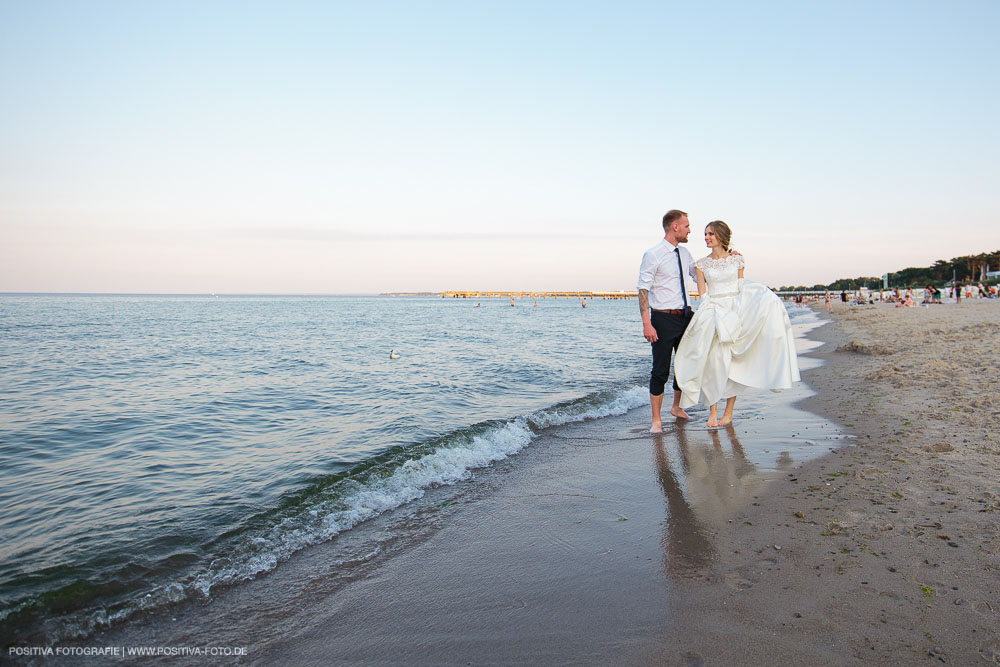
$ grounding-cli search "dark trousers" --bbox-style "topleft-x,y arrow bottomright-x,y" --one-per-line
649,310 -> 692,396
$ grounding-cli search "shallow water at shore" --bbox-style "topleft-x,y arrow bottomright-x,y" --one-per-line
1,294 -> 827,648
57,315 -> 847,664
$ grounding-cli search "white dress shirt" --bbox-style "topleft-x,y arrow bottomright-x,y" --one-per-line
637,239 -> 698,310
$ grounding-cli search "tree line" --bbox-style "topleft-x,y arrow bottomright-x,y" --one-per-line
779,250 -> 1000,292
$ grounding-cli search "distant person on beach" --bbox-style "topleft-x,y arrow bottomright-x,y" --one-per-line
841,290 -> 848,303
637,209 -> 699,433
825,290 -> 833,312
954,283 -> 962,302
673,220 -> 800,428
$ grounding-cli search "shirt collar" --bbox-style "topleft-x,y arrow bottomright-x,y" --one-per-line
662,238 -> 680,251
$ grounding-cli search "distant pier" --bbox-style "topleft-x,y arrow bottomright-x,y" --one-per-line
378,287 -> 791,301
441,291 -> 633,299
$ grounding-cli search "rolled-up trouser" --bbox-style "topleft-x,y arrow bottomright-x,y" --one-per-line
649,310 -> 693,396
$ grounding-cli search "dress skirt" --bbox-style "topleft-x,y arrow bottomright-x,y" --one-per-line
674,279 -> 800,409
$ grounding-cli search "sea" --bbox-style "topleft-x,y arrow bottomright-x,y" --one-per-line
0,293 -> 826,647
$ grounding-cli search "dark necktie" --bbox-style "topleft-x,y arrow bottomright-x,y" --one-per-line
675,248 -> 688,311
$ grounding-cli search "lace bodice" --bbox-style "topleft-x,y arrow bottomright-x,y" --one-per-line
695,254 -> 744,297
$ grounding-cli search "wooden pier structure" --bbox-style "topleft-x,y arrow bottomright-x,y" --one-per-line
441,290 -> 634,300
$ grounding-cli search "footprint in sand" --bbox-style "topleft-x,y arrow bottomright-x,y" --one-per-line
972,600 -> 996,616
724,572 -> 754,590
756,558 -> 779,570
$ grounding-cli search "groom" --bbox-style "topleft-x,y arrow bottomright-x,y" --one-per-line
637,209 -> 698,433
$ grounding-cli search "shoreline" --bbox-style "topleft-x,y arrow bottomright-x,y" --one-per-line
23,301 -> 1000,665
35,306 -> 834,664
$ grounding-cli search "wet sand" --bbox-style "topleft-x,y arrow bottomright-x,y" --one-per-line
250,410 -> 832,666
51,301 -> 999,665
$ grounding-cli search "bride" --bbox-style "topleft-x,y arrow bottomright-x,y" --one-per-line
674,221 -> 800,427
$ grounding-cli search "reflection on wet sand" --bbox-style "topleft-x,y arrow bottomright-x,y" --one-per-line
652,431 -> 714,577
685,426 -> 765,525
652,424 -> 766,577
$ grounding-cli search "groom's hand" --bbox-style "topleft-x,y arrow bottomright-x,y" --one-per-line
728,248 -> 742,256
643,321 -> 658,342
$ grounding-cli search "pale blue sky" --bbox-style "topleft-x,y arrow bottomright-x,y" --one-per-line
2,0 -> 997,292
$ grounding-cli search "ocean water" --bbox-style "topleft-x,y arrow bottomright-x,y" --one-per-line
0,294 -> 821,646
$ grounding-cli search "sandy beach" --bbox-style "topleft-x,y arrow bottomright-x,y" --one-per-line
42,300 -> 1000,666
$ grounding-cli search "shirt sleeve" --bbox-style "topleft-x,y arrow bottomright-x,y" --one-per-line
637,249 -> 656,291
687,252 -> 698,280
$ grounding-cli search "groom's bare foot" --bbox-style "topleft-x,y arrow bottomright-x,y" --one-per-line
707,418 -> 720,428
718,416 -> 733,427
649,421 -> 663,433
669,407 -> 690,420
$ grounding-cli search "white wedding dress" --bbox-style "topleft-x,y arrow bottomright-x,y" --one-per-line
675,254 -> 800,409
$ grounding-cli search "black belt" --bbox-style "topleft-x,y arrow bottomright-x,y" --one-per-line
651,308 -> 690,315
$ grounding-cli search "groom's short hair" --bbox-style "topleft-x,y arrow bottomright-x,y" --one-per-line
662,209 -> 688,230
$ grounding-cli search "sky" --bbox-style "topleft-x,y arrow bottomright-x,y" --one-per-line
1,0 -> 998,293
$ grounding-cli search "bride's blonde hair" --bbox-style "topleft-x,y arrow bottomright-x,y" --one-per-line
706,220 -> 732,251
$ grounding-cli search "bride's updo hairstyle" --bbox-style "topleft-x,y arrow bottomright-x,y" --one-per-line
706,220 -> 732,251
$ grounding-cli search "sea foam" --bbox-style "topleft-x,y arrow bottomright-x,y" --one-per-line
190,384 -> 648,597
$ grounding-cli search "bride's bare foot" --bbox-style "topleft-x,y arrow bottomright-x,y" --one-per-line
669,407 -> 690,420
718,416 -> 733,427
706,418 -> 721,428
649,421 -> 663,433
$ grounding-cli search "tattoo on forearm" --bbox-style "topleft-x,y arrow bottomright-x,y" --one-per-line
639,289 -> 649,315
